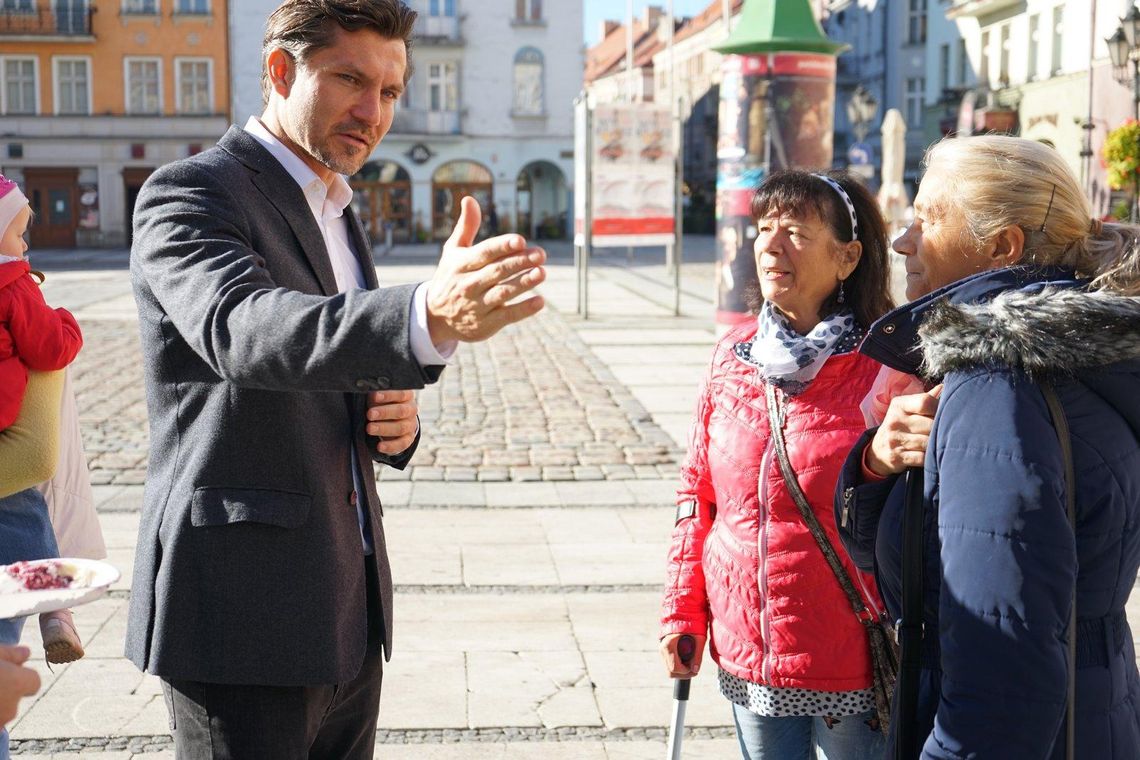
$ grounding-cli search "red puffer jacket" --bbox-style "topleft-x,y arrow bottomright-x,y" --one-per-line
661,323 -> 884,691
0,259 -> 83,430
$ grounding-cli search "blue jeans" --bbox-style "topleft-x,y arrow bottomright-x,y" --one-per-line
0,488 -> 60,760
732,702 -> 887,760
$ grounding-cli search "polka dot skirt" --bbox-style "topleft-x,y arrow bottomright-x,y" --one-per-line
718,668 -> 875,718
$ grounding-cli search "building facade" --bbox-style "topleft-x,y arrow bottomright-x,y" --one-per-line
231,0 -> 581,244
822,0 -> 936,186
0,0 -> 230,248
934,0 -> 1128,219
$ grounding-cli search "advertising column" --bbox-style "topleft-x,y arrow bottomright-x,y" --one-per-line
715,52 -> 837,326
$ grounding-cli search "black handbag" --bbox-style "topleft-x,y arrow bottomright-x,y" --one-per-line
765,383 -> 898,736
893,380 -> 1077,760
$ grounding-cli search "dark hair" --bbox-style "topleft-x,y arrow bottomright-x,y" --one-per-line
261,0 -> 417,103
747,169 -> 894,329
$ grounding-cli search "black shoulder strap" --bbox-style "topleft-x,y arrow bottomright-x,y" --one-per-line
1041,381 -> 1077,760
895,466 -> 925,760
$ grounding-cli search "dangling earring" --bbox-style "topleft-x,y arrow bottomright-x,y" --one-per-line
837,280 -> 846,304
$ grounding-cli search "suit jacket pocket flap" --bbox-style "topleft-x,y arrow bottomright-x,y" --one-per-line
190,488 -> 311,529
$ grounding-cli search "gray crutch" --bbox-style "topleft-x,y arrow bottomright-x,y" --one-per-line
666,634 -> 697,760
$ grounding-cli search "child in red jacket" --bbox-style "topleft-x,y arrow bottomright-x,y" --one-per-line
0,174 -> 85,664
0,177 -> 83,429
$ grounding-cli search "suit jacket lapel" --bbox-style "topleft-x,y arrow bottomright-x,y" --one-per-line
345,205 -> 380,290
218,127 -> 340,297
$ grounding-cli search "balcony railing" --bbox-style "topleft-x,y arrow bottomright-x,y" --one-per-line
390,108 -> 461,135
417,15 -> 461,43
0,8 -> 94,36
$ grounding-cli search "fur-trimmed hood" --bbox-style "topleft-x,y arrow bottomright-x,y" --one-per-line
918,286 -> 1140,377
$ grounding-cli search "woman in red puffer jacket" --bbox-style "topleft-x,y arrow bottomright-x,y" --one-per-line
660,170 -> 894,760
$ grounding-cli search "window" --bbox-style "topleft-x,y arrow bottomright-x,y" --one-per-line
905,77 -> 924,127
515,0 -> 541,21
939,43 -> 950,94
175,0 -> 209,13
999,24 -> 1010,85
512,47 -> 543,115
1027,14 -> 1039,82
957,38 -> 968,85
907,0 -> 926,45
123,0 -> 158,13
2,58 -> 37,115
54,57 -> 90,115
428,0 -> 454,16
1051,5 -> 1063,75
1,1 -> 34,11
176,58 -> 211,114
980,30 -> 990,85
126,58 -> 162,114
427,62 -> 457,112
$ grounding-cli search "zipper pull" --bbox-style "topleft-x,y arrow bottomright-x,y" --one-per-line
841,486 -> 855,528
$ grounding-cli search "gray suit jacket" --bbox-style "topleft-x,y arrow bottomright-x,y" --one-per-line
125,126 -> 441,686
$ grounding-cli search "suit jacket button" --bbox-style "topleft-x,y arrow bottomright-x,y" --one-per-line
355,379 -> 370,390
374,376 -> 391,390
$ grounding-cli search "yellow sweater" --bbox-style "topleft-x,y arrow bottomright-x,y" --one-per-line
0,369 -> 63,498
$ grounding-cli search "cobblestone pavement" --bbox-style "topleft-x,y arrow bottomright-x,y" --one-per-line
64,314 -> 680,488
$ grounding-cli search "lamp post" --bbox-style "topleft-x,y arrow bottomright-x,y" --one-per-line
1108,6 -> 1140,221
846,84 -> 879,144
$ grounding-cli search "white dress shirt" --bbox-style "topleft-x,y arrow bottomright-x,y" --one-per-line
243,117 -> 454,550
243,116 -> 455,366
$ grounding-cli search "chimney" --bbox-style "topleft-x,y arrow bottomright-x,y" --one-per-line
600,20 -> 620,39
644,5 -> 664,26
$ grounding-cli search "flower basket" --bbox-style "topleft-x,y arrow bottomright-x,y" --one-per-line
1102,120 -> 1140,191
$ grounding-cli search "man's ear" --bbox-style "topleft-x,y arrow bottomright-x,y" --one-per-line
265,49 -> 295,98
988,224 -> 1025,266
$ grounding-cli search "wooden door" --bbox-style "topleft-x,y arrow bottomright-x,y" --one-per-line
432,182 -> 491,241
24,168 -> 78,249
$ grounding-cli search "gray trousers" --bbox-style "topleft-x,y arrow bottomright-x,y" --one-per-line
161,564 -> 384,760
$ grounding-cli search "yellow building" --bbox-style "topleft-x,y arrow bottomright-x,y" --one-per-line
0,0 -> 229,247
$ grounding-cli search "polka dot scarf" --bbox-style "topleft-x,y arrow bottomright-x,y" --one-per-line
747,301 -> 857,395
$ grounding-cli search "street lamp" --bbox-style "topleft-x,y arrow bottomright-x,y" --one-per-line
846,85 -> 879,143
1107,5 -> 1140,220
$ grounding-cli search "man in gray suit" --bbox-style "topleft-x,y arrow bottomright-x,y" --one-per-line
125,1 -> 546,757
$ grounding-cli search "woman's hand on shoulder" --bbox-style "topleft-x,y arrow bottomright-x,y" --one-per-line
865,385 -> 943,477
659,633 -> 706,679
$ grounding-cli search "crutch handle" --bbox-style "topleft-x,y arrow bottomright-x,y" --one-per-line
672,634 -> 696,700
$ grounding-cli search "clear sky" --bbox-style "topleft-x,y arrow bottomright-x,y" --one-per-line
583,0 -> 719,45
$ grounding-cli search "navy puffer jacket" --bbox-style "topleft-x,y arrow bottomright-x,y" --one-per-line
835,266 -> 1140,759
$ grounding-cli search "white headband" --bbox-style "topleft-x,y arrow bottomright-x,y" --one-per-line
812,174 -> 859,242
0,186 -> 29,237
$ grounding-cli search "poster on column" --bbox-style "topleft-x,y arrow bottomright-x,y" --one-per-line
716,52 -> 837,325
582,103 -> 676,248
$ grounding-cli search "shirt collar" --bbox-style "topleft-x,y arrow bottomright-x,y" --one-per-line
243,116 -> 353,218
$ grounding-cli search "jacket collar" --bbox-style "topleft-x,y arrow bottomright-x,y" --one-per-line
859,265 -> 1079,378
216,126 -> 339,296
0,259 -> 29,289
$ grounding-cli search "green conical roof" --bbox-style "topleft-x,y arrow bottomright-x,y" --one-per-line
714,0 -> 849,56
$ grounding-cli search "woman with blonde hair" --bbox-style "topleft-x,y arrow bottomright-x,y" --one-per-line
835,134 -> 1140,758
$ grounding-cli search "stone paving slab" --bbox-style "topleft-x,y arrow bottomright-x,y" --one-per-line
11,592 -> 723,743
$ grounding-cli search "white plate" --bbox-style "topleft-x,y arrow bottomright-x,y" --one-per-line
0,558 -> 120,619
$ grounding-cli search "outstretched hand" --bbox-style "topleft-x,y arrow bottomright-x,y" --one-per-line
426,196 -> 546,344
